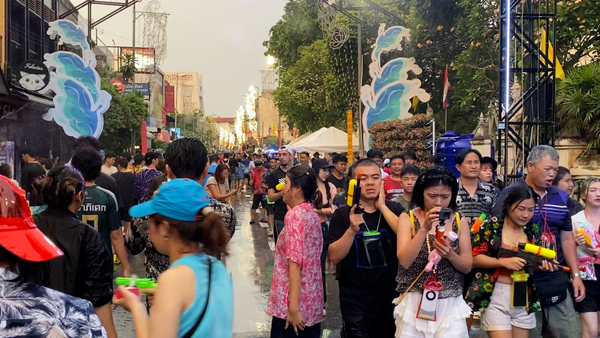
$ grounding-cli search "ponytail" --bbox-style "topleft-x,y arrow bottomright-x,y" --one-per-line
151,207 -> 229,258
313,189 -> 324,211
34,165 -> 84,209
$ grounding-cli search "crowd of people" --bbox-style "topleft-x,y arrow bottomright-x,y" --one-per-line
0,139 -> 599,338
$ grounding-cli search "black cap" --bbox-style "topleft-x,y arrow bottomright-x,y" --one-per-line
481,156 -> 498,172
313,159 -> 334,169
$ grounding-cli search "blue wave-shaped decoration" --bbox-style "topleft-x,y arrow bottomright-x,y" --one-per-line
42,19 -> 111,139
365,82 -> 407,127
45,52 -> 100,102
48,20 -> 90,51
43,78 -> 104,138
372,25 -> 409,63
373,58 -> 409,94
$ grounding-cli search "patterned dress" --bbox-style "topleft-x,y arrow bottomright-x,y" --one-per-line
0,268 -> 106,337
267,202 -> 324,327
465,217 -> 542,313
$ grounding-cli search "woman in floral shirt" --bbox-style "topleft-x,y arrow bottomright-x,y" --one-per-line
466,184 -> 556,337
267,165 -> 323,337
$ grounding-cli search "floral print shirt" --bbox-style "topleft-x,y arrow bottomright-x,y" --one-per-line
267,202 -> 323,327
0,268 -> 106,337
465,217 -> 542,313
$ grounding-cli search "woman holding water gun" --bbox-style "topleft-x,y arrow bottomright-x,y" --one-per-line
572,177 -> 600,338
466,184 -> 558,338
113,179 -> 233,338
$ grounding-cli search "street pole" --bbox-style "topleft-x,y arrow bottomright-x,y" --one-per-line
357,10 -> 365,157
444,108 -> 448,131
132,1 -> 136,88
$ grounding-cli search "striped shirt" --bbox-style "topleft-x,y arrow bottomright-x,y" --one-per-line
456,179 -> 498,221
492,181 -> 572,265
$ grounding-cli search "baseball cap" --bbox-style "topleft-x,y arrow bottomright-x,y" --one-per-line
313,159 -> 334,169
383,158 -> 390,166
0,176 -> 63,262
279,145 -> 295,157
254,160 -> 263,166
129,179 -> 210,221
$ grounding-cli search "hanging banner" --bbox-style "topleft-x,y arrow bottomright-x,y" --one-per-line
165,85 -> 175,113
347,110 -> 353,164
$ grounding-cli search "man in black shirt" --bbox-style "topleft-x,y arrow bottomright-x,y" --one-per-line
72,137 -> 122,209
112,157 -> 136,232
20,146 -> 46,206
328,158 -> 404,338
267,145 -> 295,243
328,154 -> 347,193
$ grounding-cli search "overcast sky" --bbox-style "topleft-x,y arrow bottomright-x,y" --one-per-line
82,0 -> 285,117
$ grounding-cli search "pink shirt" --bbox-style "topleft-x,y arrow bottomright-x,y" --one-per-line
267,202 -> 323,326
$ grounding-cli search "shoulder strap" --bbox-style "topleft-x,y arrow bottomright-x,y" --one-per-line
455,212 -> 461,232
409,210 -> 415,237
182,257 -> 213,338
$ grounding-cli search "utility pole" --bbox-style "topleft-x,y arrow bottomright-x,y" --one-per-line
132,1 -> 136,88
357,9 -> 364,157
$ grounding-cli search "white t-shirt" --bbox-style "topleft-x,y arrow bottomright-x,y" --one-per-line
101,165 -> 117,175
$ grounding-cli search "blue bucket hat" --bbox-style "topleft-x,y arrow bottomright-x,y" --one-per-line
129,179 -> 210,221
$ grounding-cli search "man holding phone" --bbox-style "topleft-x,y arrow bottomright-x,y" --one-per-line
327,159 -> 405,337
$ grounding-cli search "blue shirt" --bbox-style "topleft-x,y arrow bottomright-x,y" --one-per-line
203,164 -> 218,186
492,181 -> 572,265
173,254 -> 233,338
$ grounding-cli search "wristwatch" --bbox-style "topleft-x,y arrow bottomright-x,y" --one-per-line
571,272 -> 581,279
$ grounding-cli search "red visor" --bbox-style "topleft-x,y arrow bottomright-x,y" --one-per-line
0,176 -> 63,261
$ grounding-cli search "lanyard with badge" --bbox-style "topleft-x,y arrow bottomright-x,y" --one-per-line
537,194 -> 557,252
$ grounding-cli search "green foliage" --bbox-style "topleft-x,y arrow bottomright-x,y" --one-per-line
263,0 -> 322,68
120,53 -> 136,83
265,0 -> 599,137
98,68 -> 149,154
369,114 -> 433,166
555,0 -> 600,70
274,40 -> 350,133
171,110 -> 218,148
556,62 -> 600,153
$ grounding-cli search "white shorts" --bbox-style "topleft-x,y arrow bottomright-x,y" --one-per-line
393,292 -> 471,338
481,282 -> 536,331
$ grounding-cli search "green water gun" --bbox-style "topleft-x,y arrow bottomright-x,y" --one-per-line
115,277 -> 157,289
114,276 -> 157,299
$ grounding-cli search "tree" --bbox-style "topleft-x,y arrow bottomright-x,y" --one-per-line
98,74 -> 149,154
263,0 -> 322,69
120,53 -> 136,83
274,40 -> 350,133
555,0 -> 600,70
556,62 -> 600,153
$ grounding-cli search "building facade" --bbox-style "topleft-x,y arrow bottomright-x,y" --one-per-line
164,72 -> 204,114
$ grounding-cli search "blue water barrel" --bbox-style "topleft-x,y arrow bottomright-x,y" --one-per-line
436,131 -> 474,179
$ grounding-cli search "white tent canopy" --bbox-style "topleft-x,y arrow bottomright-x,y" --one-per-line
290,127 -> 358,154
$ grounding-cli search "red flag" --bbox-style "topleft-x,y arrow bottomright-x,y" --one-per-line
443,65 -> 451,109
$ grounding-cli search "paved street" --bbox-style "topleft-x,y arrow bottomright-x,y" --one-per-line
115,190 -> 486,337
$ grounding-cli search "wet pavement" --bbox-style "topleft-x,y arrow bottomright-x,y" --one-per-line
114,191 -> 486,337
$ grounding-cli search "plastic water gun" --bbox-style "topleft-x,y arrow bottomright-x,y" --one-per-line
346,173 -> 362,212
497,242 -> 570,275
114,276 -> 157,299
577,222 -> 600,248
275,181 -> 284,192
425,231 -> 458,272
470,214 -> 487,233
